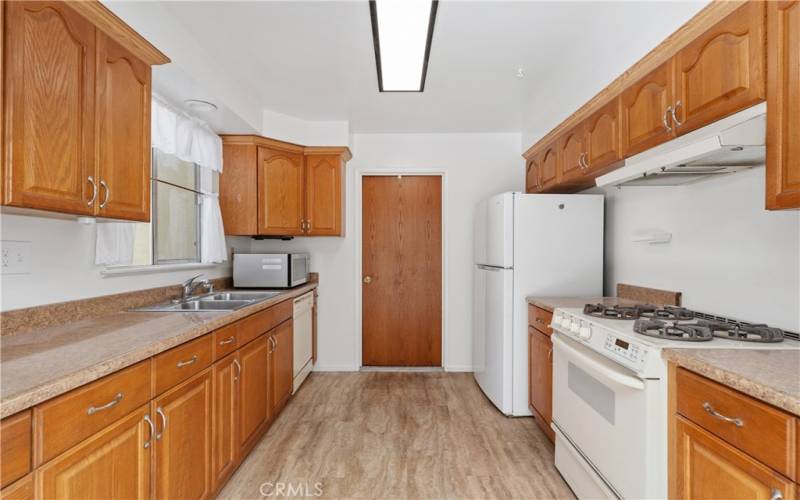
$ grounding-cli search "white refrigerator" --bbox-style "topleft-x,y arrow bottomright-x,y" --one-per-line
473,192 -> 604,416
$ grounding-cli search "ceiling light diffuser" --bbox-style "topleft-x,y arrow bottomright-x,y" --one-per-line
369,0 -> 438,92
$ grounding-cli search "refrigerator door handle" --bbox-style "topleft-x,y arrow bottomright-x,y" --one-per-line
477,264 -> 502,272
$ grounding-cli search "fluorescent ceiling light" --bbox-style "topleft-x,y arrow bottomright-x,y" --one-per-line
370,0 -> 438,92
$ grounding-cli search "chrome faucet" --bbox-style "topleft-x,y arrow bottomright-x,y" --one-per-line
178,274 -> 214,302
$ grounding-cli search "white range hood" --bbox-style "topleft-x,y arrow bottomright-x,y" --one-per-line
596,102 -> 766,187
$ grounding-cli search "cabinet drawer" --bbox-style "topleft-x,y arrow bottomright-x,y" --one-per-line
528,305 -> 553,335
34,360 -> 151,465
153,334 -> 213,395
676,368 -> 796,479
1,411 -> 31,488
238,301 -> 293,346
213,323 -> 240,360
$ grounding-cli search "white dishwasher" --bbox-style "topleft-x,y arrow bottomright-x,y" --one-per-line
292,291 -> 314,393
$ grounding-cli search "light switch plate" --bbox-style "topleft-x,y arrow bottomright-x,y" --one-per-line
1,240 -> 31,275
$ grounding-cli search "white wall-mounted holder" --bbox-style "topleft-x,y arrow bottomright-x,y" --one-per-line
632,232 -> 673,245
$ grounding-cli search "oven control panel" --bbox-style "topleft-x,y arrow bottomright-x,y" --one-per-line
604,335 -> 643,363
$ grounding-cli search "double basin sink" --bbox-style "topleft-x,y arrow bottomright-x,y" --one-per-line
133,291 -> 281,312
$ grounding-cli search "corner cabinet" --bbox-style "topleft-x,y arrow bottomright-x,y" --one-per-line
2,1 -> 169,221
220,135 -> 351,237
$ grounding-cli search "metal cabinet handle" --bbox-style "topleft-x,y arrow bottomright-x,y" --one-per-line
670,101 -> 683,127
702,402 -> 744,427
581,152 -> 590,170
268,336 -> 276,354
363,276 -> 372,284
176,355 -> 198,368
663,106 -> 673,133
771,488 -> 783,500
87,392 -> 123,415
547,348 -> 552,360
233,358 -> 241,381
143,414 -> 155,448
219,336 -> 235,346
99,180 -> 110,208
155,407 -> 167,440
87,176 -> 97,206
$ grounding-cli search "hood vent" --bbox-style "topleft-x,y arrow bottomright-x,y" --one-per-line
596,102 -> 766,188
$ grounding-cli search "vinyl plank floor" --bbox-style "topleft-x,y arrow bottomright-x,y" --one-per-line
218,372 -> 574,500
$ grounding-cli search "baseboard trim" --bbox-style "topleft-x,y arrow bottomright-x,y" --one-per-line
444,365 -> 473,372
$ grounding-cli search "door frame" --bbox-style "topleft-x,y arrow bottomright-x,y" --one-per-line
354,170 -> 447,369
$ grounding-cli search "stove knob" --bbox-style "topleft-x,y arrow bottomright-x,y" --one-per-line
560,316 -> 572,328
579,325 -> 593,340
570,321 -> 581,333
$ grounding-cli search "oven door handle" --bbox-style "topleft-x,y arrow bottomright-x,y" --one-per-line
552,334 -> 645,391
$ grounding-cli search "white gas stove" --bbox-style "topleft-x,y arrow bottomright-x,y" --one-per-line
549,304 -> 799,500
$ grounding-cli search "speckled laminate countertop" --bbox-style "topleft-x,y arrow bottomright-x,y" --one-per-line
526,296 -> 640,312
663,349 -> 800,416
0,283 -> 317,419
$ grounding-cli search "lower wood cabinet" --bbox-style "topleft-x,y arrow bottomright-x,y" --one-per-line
1,474 -> 33,500
36,405 -> 152,499
153,369 -> 213,500
270,320 -> 294,414
238,335 -> 271,456
212,352 -> 240,493
1,411 -> 31,488
527,304 -> 554,443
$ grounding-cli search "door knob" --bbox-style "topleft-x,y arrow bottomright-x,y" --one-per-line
363,276 -> 372,284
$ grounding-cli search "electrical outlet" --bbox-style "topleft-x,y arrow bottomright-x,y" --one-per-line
1,240 -> 31,275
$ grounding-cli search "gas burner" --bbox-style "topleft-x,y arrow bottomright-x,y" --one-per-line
583,303 -> 656,320
640,306 -> 695,321
697,320 -> 785,343
633,319 -> 714,342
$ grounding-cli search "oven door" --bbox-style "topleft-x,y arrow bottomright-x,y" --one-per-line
552,333 -> 665,500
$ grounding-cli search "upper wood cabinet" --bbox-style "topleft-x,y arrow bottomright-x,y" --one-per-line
558,123 -> 586,184
766,0 -> 800,210
220,136 -> 350,236
621,60 -> 676,157
525,157 -> 540,193
2,1 -> 168,221
584,97 -> 623,175
673,1 -> 765,136
539,143 -> 558,190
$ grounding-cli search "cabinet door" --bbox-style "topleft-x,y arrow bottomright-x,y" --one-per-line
539,144 -> 558,189
4,2 -> 95,215
525,157 -> 540,193
558,123 -> 586,184
766,1 -> 800,210
238,336 -> 269,455
95,32 -> 151,222
212,353 -> 239,493
37,405 -> 152,500
220,144 -> 258,234
675,416 -> 796,500
585,97 -> 623,175
257,147 -> 304,236
305,154 -> 343,236
621,60 -> 676,157
1,474 -> 33,500
674,2 -> 765,137
270,320 -> 294,414
153,370 -> 213,500
530,330 -> 553,425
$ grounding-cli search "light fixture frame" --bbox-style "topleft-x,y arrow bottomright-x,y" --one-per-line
369,0 -> 439,93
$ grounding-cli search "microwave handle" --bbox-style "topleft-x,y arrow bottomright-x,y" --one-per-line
552,334 -> 645,391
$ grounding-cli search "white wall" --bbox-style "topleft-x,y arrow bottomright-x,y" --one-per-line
262,109 -> 351,147
598,167 -> 800,332
0,213 -> 250,311
250,133 -> 522,371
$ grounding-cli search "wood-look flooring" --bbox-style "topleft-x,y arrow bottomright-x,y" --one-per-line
219,372 -> 574,499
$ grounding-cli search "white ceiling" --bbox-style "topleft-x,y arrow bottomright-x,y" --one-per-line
111,1 -> 708,135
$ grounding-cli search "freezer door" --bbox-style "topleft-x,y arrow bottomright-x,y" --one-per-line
474,192 -> 513,268
473,264 -> 513,414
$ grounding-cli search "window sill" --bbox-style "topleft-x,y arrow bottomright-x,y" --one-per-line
101,262 -> 221,277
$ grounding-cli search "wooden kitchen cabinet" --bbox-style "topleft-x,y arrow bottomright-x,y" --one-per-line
1,474 -> 33,500
621,60 -> 676,157
258,145 -> 306,236
304,153 -> 345,236
528,327 -> 554,442
36,405 -> 152,500
766,0 -> 800,210
584,97 -> 623,175
558,123 -> 586,185
212,352 -> 240,493
0,411 -> 31,489
238,335 -> 270,456
538,144 -> 558,190
525,157 -> 540,193
153,369 -> 213,500
2,1 -> 167,220
270,319 -> 294,415
673,1 -> 765,137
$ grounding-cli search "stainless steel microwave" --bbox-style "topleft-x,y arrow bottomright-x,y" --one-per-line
233,253 -> 310,288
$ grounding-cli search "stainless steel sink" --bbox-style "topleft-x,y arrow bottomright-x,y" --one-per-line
199,291 -> 280,302
173,300 -> 252,311
131,289 -> 281,313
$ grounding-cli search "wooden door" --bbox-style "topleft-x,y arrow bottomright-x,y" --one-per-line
95,32 -> 151,222
766,1 -> 800,210
270,320 -> 294,414
37,405 -> 151,499
674,416 -> 796,500
305,154 -> 343,236
238,335 -> 269,455
220,144 -> 259,234
4,1 -> 95,215
558,123 -> 586,183
539,144 -> 558,189
621,60 -> 676,157
212,353 -> 239,493
257,146 -> 304,236
153,370 -> 213,500
674,2 -> 765,137
585,97 -> 623,175
525,157 -> 540,193
362,176 -> 442,366
529,329 -> 553,431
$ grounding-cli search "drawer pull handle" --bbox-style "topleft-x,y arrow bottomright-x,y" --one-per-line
176,355 -> 198,368
156,407 -> 167,440
702,402 -> 743,427
144,414 -> 155,448
87,392 -> 123,415
771,489 -> 783,500
535,318 -> 546,325
219,336 -> 236,345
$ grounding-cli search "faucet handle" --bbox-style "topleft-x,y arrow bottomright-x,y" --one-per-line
181,274 -> 204,288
